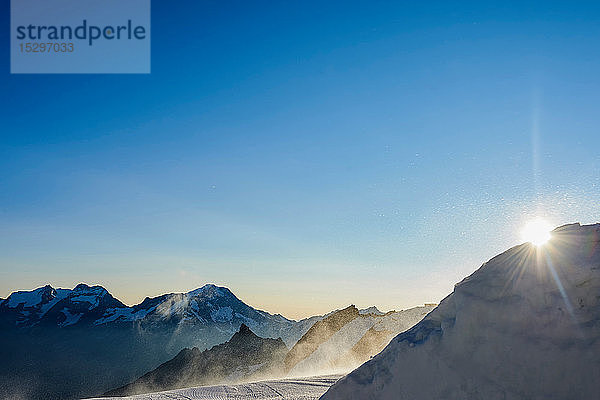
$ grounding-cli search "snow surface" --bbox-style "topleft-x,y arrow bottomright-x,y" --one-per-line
39,289 -> 70,314
86,375 -> 342,400
94,306 -> 156,324
322,223 -> 600,400
211,306 -> 234,322
70,295 -> 102,308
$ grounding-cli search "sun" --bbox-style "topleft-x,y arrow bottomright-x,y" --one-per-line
521,218 -> 552,246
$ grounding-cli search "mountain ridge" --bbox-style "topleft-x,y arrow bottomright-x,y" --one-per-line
0,283 -> 315,348
285,304 -> 435,376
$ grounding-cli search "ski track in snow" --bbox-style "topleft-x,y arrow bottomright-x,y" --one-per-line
86,375 -> 342,400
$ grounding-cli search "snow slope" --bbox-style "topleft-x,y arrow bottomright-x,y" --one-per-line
87,375 -> 342,400
322,223 -> 600,400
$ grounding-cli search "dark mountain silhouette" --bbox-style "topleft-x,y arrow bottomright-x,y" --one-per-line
104,324 -> 288,397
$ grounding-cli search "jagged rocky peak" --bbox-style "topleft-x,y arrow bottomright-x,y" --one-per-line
238,322 -> 252,334
104,319 -> 289,397
41,284 -> 59,301
359,306 -> 385,315
228,323 -> 267,346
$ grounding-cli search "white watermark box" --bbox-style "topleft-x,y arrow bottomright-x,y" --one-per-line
11,0 -> 151,74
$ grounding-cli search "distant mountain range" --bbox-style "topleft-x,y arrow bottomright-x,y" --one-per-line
0,283 -> 307,345
0,284 -> 322,400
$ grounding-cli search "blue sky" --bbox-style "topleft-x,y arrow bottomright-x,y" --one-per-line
1,1 -> 599,318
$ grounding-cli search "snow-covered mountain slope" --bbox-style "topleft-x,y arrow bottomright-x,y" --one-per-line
322,223 -> 600,400
89,375 -> 342,400
105,324 -> 288,397
98,283 -> 303,344
285,304 -> 434,376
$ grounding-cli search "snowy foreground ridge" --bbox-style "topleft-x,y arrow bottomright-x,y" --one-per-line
322,223 -> 600,400
87,375 -> 341,400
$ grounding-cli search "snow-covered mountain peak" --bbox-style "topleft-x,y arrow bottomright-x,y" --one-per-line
5,284 -> 111,309
72,283 -> 108,295
68,284 -> 110,307
6,285 -> 53,308
187,284 -> 231,299
0,283 -> 126,327
4,284 -> 72,311
322,222 -> 600,399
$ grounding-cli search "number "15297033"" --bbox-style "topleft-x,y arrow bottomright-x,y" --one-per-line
19,42 -> 74,53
